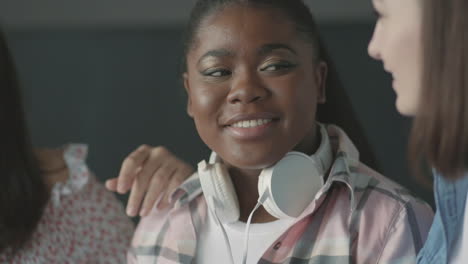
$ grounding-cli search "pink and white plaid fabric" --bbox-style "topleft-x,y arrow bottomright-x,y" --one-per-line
129,125 -> 434,264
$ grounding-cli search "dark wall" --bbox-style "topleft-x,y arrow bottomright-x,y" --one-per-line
5,23 -> 434,207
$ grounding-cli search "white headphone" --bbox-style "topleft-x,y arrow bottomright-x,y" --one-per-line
197,123 -> 333,223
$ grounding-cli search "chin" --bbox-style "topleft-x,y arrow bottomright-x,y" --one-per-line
223,151 -> 284,170
231,157 -> 278,170
395,98 -> 418,117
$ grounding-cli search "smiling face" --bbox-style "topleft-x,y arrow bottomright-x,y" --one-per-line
184,4 -> 326,170
368,0 -> 423,116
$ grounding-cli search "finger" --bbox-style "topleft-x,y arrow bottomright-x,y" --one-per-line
134,147 -> 171,190
125,146 -> 174,216
125,152 -> 170,216
117,145 -> 152,193
105,178 -> 118,191
139,165 -> 177,217
125,147 -> 170,205
158,166 -> 193,210
126,174 -> 151,217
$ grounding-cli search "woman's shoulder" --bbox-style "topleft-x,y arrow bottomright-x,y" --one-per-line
3,144 -> 134,263
39,144 -> 92,204
41,144 -> 131,220
131,176 -> 207,250
36,146 -> 69,189
36,144 -> 134,237
346,162 -> 434,243
352,162 -> 432,213
38,144 -> 91,190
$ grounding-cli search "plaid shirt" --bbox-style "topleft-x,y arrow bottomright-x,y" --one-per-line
128,125 -> 434,264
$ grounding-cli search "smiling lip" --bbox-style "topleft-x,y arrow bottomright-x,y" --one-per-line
391,76 -> 397,89
385,69 -> 396,89
223,112 -> 279,140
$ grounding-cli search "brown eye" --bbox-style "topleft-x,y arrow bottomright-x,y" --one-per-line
202,69 -> 231,77
260,62 -> 296,72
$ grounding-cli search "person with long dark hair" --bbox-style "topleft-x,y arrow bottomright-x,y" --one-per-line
0,29 -> 50,259
0,29 -> 136,263
0,26 -> 205,262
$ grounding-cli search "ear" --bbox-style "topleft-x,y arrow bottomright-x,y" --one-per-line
182,72 -> 193,118
315,61 -> 328,104
183,72 -> 194,118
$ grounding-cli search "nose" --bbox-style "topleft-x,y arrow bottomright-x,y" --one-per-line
227,70 -> 269,104
368,26 -> 382,60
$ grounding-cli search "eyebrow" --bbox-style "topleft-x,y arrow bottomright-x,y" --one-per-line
198,49 -> 234,64
197,43 -> 297,64
258,43 -> 297,56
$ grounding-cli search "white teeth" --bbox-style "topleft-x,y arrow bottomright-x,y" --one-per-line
231,119 -> 272,128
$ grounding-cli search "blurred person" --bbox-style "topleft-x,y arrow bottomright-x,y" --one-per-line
0,28 -> 134,263
0,28 -> 189,263
369,0 -> 468,262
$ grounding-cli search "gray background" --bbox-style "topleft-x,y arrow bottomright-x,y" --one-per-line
1,0 -> 433,207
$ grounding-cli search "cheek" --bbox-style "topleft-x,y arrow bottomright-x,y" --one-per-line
392,27 -> 422,95
264,72 -> 318,145
192,89 -> 221,114
384,22 -> 422,115
395,31 -> 421,67
188,82 -> 227,139
189,79 -> 226,115
272,73 -> 317,118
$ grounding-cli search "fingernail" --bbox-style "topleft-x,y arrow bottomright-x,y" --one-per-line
117,184 -> 126,194
157,201 -> 167,210
140,208 -> 148,217
127,206 -> 137,216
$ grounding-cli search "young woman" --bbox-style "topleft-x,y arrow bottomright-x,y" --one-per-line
0,29 -> 136,263
369,0 -> 468,262
127,1 -> 433,263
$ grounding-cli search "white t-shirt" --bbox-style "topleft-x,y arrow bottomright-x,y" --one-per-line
196,209 -> 294,264
450,192 -> 468,263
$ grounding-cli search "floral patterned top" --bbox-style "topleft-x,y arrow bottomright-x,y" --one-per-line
0,144 -> 134,264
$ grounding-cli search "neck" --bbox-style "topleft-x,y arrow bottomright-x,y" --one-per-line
294,123 -> 321,156
228,167 -> 276,223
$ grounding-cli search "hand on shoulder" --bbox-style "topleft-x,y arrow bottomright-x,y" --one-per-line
106,145 -> 194,217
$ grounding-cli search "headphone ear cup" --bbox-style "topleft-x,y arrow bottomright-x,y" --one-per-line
257,169 -> 291,219
198,160 -> 240,223
212,163 -> 240,223
262,194 -> 290,220
257,152 -> 325,219
257,169 -> 268,196
311,124 -> 333,177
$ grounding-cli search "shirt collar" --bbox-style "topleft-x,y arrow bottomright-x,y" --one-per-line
170,124 -> 366,212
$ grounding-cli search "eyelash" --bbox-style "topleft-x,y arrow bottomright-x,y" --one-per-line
202,62 -> 296,78
203,69 -> 231,77
260,62 -> 296,72
373,9 -> 382,19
